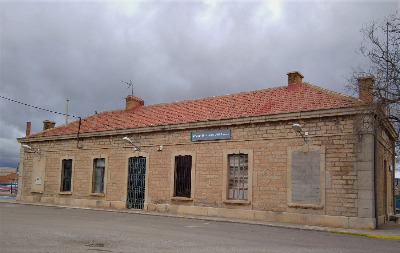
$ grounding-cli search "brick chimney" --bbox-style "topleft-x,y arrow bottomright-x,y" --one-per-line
357,76 -> 374,104
287,71 -> 304,86
125,95 -> 144,110
43,120 -> 56,131
26,122 -> 31,137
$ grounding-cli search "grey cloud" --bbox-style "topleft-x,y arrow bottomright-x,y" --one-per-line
0,0 -> 398,167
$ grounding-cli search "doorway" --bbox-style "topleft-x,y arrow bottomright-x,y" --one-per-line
127,157 -> 146,209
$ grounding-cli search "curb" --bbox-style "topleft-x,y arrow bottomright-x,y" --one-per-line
0,200 -> 332,232
2,200 -> 399,239
328,230 -> 400,240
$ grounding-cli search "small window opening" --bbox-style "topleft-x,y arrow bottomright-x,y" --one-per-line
228,154 -> 248,200
92,158 -> 105,193
174,155 -> 192,197
61,159 -> 72,192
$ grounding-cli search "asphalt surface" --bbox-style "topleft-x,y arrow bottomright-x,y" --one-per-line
1,203 -> 399,253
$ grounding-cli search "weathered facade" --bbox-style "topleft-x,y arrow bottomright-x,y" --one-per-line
17,72 -> 397,229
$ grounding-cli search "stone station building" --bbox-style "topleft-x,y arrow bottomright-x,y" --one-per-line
17,71 -> 397,229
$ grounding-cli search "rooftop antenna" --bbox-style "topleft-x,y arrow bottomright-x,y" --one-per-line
65,99 -> 69,127
122,80 -> 134,96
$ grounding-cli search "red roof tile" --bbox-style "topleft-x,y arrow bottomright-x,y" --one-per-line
30,83 -> 358,138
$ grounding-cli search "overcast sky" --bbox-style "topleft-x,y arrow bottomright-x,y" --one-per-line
0,0 -> 399,169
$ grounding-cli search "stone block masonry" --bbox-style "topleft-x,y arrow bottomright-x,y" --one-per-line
17,112 -> 395,229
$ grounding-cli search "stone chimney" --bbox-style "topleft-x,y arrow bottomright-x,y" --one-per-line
357,76 -> 374,104
287,71 -> 304,86
125,95 -> 144,110
43,120 -> 56,131
26,122 -> 31,137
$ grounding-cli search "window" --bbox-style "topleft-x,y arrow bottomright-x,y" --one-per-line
228,154 -> 248,200
222,149 -> 253,204
60,159 -> 72,192
92,158 -> 105,193
170,151 -> 196,200
174,155 -> 192,198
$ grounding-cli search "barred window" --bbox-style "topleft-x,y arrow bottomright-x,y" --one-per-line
92,158 -> 105,193
228,154 -> 248,200
60,159 -> 72,192
174,155 -> 192,198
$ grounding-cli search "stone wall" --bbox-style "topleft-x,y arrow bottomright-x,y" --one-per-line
17,113 -> 395,229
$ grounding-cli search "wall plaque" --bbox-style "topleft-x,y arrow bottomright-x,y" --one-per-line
191,129 -> 230,141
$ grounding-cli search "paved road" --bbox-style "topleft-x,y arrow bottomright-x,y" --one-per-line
0,203 -> 399,253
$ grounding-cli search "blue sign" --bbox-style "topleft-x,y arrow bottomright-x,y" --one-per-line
191,129 -> 230,141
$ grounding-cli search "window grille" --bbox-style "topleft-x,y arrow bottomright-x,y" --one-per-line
127,157 -> 146,209
174,155 -> 192,198
60,159 -> 72,192
228,154 -> 248,200
92,158 -> 105,193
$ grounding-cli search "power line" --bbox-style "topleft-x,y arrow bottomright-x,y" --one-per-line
0,95 -> 79,118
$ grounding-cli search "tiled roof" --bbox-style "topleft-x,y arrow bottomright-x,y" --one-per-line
29,83 -> 358,138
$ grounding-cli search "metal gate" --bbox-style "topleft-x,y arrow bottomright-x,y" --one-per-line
127,157 -> 146,209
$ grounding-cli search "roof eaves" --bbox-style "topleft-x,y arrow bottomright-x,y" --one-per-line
18,105 -> 364,143
17,105 -> 359,143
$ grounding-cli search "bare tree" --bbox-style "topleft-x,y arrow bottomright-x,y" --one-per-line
348,12 -> 399,150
